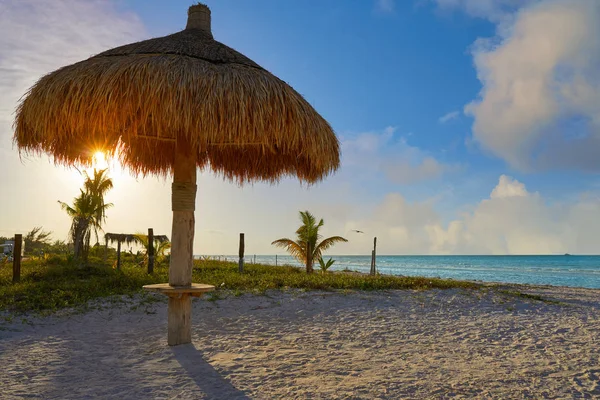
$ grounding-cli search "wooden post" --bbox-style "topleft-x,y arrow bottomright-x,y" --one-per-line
370,250 -> 375,275
168,137 -> 197,346
148,228 -> 154,274
275,254 -> 278,266
116,241 -> 122,270
370,237 -> 377,275
12,234 -> 22,283
374,236 -> 377,274
253,254 -> 256,264
238,233 -> 244,273
103,237 -> 108,264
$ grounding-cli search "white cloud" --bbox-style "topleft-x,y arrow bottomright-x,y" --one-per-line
384,156 -> 462,184
348,175 -> 600,255
439,110 -> 460,123
342,127 -> 461,184
459,0 -> 600,171
376,0 -> 395,13
489,174 -> 527,198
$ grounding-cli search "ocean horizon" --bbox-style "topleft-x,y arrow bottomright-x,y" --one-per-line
195,254 -> 600,289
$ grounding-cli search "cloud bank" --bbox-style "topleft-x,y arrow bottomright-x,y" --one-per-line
441,0 -> 600,172
342,127 -> 461,184
347,175 -> 600,255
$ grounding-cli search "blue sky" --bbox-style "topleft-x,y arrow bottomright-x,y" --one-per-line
2,0 -> 600,255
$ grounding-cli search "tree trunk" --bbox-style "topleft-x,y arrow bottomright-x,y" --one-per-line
83,230 -> 91,263
168,137 -> 197,346
73,220 -> 87,261
306,242 -> 313,274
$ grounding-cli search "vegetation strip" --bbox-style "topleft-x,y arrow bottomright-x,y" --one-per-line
0,257 -> 478,315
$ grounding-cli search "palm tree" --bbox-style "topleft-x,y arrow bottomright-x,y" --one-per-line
272,210 -> 348,273
59,169 -> 113,263
317,257 -> 336,273
133,232 -> 171,265
59,190 -> 113,261
83,168 -> 113,224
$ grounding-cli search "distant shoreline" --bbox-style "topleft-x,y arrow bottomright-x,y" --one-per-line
194,254 -> 600,290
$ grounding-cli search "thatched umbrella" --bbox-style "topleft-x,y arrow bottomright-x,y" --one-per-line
14,4 -> 340,345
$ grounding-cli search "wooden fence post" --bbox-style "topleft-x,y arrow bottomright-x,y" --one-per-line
370,237 -> 377,275
275,254 -> 278,266
116,241 -> 122,270
103,237 -> 108,263
12,234 -> 22,283
253,254 -> 256,264
238,233 -> 244,273
148,228 -> 154,274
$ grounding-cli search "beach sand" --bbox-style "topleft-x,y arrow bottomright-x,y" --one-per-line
1,285 -> 599,399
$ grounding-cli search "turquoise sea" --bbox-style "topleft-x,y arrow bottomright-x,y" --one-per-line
210,255 -> 600,289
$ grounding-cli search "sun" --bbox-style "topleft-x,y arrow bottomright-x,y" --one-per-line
92,151 -> 108,170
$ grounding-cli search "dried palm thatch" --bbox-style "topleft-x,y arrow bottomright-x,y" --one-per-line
105,233 -> 169,246
13,4 -> 339,183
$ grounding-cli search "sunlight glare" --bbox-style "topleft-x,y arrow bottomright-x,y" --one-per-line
92,151 -> 108,170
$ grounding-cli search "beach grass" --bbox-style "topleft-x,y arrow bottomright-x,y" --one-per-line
0,256 -> 479,314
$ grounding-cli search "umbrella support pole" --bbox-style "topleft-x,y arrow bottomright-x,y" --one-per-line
169,141 -> 197,345
142,140 -> 218,346
168,294 -> 192,345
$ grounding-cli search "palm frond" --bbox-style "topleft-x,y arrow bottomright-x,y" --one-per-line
271,238 -> 306,263
316,236 -> 348,253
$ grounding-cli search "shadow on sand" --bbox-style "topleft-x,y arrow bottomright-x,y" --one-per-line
172,343 -> 250,399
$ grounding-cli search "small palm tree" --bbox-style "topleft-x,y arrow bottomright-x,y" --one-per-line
133,233 -> 171,265
272,210 -> 348,273
318,257 -> 335,273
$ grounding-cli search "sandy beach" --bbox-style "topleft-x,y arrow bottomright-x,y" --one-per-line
1,285 -> 599,399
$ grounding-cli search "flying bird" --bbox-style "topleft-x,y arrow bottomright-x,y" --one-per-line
352,230 -> 364,234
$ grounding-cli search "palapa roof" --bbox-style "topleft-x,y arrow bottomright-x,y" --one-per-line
14,4 -> 339,183
105,233 -> 169,245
